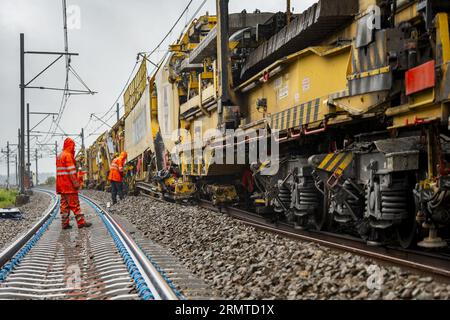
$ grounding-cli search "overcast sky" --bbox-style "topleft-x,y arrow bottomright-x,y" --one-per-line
0,0 -> 316,175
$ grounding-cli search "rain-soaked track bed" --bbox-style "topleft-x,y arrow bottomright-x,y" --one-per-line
0,190 -> 210,300
82,190 -> 450,300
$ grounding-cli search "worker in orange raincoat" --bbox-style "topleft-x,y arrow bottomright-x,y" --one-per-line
108,151 -> 127,205
56,138 -> 92,229
77,167 -> 85,189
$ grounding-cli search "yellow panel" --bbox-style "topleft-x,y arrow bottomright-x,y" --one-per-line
390,104 -> 444,128
437,13 -> 450,63
358,0 -> 377,12
169,44 -> 183,52
123,60 -> 147,115
244,46 -> 351,127
124,86 -> 154,160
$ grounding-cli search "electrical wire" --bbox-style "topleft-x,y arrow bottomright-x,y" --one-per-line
83,0 -> 207,145
142,0 -> 194,58
92,59 -> 140,123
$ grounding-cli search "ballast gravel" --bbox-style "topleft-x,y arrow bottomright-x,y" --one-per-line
0,191 -> 51,253
82,190 -> 450,300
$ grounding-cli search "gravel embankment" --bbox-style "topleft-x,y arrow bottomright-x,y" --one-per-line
0,191 -> 52,252
82,190 -> 450,300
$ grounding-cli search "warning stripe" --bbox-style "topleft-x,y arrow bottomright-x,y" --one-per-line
292,104 -> 298,127
313,98 -> 320,121
318,153 -> 335,170
318,152 -> 353,173
306,100 -> 312,123
281,110 -> 286,130
326,153 -> 345,172
286,108 -> 291,130
339,153 -> 353,171
299,104 -> 305,126
270,98 -> 322,130
329,153 -> 353,173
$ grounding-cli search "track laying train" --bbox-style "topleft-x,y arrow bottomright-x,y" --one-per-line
79,0 -> 450,249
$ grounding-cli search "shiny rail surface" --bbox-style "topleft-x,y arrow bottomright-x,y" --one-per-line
0,189 -> 181,300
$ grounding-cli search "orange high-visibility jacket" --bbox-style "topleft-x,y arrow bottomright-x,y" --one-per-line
56,138 -> 80,194
77,170 -> 85,187
108,151 -> 127,182
77,170 -> 84,182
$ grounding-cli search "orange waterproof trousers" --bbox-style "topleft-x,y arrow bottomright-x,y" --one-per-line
60,194 -> 86,227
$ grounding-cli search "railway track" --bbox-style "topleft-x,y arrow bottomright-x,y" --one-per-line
0,189 -> 184,300
198,200 -> 450,280
135,183 -> 450,279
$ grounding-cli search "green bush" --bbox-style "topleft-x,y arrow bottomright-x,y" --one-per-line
0,189 -> 18,208
45,176 -> 56,185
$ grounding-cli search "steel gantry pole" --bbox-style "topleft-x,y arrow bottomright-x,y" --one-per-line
35,148 -> 39,186
80,128 -> 86,168
17,128 -> 21,190
216,0 -> 231,128
81,128 -> 85,150
27,102 -> 31,187
6,142 -> 10,190
15,154 -> 18,188
19,33 -> 26,195
1,142 -> 10,190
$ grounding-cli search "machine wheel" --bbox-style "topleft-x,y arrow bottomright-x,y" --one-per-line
396,213 -> 418,248
313,185 -> 331,231
396,184 -> 418,248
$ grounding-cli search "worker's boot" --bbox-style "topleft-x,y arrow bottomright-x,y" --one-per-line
62,224 -> 72,230
78,221 -> 92,228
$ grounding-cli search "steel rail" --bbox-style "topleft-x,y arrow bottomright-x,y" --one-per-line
79,194 -> 180,300
0,189 -> 180,300
135,185 -> 450,278
198,200 -> 450,279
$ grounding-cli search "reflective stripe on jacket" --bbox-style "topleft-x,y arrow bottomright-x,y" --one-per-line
56,138 -> 79,194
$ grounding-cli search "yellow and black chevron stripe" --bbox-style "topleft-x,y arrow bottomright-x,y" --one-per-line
270,98 -> 321,131
317,152 -> 353,173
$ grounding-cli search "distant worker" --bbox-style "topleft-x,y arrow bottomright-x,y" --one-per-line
108,151 -> 128,205
56,138 -> 92,229
77,167 -> 85,189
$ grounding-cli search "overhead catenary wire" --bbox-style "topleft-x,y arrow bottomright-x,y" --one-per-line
75,0 -> 208,149
90,59 -> 140,124
145,0 -> 194,58
39,0 -> 71,145
84,0 -> 207,143
139,0 -> 208,77
38,0 -> 96,148
83,60 -> 141,141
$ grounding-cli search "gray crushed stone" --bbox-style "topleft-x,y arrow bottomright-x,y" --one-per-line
82,190 -> 450,300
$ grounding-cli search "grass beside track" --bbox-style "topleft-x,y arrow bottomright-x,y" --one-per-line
0,189 -> 18,208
